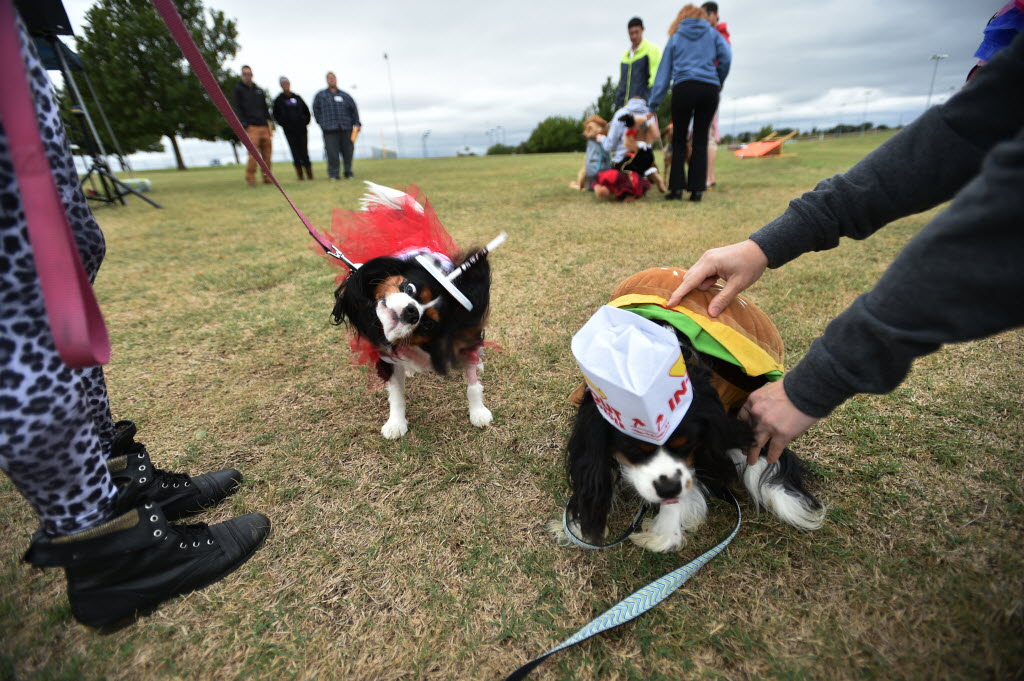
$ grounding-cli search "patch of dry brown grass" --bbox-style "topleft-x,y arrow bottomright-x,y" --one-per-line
2,136 -> 1022,681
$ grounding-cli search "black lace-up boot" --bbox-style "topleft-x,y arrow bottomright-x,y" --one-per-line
108,420 -> 242,520
23,503 -> 270,630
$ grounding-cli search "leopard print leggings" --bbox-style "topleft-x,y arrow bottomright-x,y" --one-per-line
0,15 -> 118,536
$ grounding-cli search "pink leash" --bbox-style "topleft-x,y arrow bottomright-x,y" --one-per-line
150,0 -> 355,269
0,0 -> 110,368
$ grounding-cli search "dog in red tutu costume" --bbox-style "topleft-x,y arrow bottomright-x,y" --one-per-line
317,183 -> 505,439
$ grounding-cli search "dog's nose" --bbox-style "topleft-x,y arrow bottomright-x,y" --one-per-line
400,304 -> 420,325
653,474 -> 682,500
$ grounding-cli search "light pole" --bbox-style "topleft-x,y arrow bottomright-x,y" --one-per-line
862,89 -> 871,135
422,130 -> 430,158
383,52 -> 401,157
925,54 -> 948,110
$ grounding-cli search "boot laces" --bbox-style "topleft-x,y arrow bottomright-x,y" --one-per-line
155,467 -> 191,489
174,522 -> 215,549
126,441 -> 192,489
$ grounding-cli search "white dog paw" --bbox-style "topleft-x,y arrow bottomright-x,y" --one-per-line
547,518 -> 570,545
469,406 -> 493,428
629,529 -> 685,553
381,418 -> 409,439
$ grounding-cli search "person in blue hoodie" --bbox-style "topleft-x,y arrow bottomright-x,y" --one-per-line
649,4 -> 731,202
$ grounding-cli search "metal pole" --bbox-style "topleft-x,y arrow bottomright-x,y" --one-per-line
383,52 -> 401,157
862,89 -> 870,135
926,54 -> 948,110
52,36 -> 107,159
79,64 -> 132,173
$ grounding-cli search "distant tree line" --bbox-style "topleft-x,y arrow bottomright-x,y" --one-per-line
487,76 -> 673,156
719,122 -> 895,146
493,76 -> 897,156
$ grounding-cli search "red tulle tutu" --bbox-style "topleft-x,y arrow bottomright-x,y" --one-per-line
314,184 -> 461,284
594,169 -> 651,199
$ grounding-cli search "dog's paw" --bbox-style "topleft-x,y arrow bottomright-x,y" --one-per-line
547,518 -> 571,545
548,517 -> 607,547
381,417 -> 409,439
629,529 -> 686,553
469,405 -> 493,428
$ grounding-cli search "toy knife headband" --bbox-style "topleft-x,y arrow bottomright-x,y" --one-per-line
415,232 -> 507,311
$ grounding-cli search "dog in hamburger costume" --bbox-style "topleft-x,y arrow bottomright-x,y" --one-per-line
562,267 -> 825,552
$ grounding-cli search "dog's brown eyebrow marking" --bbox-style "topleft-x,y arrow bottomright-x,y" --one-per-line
667,436 -> 688,449
613,451 -> 636,468
418,286 -> 441,321
373,275 -> 403,300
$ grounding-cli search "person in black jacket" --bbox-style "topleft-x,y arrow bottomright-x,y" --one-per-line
272,77 -> 312,181
232,65 -> 273,186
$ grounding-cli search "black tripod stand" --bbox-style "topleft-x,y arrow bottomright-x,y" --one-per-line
50,35 -> 161,209
70,106 -> 161,208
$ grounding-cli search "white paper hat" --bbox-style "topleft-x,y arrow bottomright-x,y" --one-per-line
571,306 -> 693,445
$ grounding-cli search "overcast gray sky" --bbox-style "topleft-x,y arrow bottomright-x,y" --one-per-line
60,0 -> 999,168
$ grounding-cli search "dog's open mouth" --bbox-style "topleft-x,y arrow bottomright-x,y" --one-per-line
661,499 -> 679,505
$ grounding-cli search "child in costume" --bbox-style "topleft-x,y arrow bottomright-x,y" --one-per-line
570,115 -> 611,191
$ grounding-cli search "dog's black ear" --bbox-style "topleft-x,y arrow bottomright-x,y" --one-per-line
331,266 -> 375,328
330,275 -> 354,326
332,258 -> 400,347
449,249 -> 491,327
618,113 -> 635,127
425,249 -> 491,375
685,361 -> 755,484
426,331 -> 453,376
566,391 -> 615,544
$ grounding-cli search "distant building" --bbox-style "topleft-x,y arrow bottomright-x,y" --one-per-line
370,147 -> 398,159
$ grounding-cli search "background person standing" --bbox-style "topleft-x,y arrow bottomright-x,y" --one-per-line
312,72 -> 361,180
649,4 -> 731,202
614,17 -> 662,110
701,1 -> 731,189
272,76 -> 313,181
232,65 -> 273,186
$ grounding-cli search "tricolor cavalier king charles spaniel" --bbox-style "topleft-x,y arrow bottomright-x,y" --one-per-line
563,269 -> 826,552
566,340 -> 825,552
331,249 -> 492,439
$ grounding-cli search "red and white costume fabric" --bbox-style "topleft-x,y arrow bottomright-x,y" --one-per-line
594,168 -> 651,199
314,183 -> 464,372
315,183 -> 460,286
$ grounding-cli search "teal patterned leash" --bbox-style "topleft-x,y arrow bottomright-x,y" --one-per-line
505,490 -> 741,680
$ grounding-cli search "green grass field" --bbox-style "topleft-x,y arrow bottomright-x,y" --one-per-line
2,134 -> 1022,681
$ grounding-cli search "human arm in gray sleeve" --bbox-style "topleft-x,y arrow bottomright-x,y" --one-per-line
750,33 -> 1024,269
783,126 -> 1024,417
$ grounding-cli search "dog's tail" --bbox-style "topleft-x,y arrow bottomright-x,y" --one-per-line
727,448 -> 826,531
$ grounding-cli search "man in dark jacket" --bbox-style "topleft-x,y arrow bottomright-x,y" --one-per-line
272,77 -> 312,181
232,65 -> 273,186
614,17 -> 662,110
